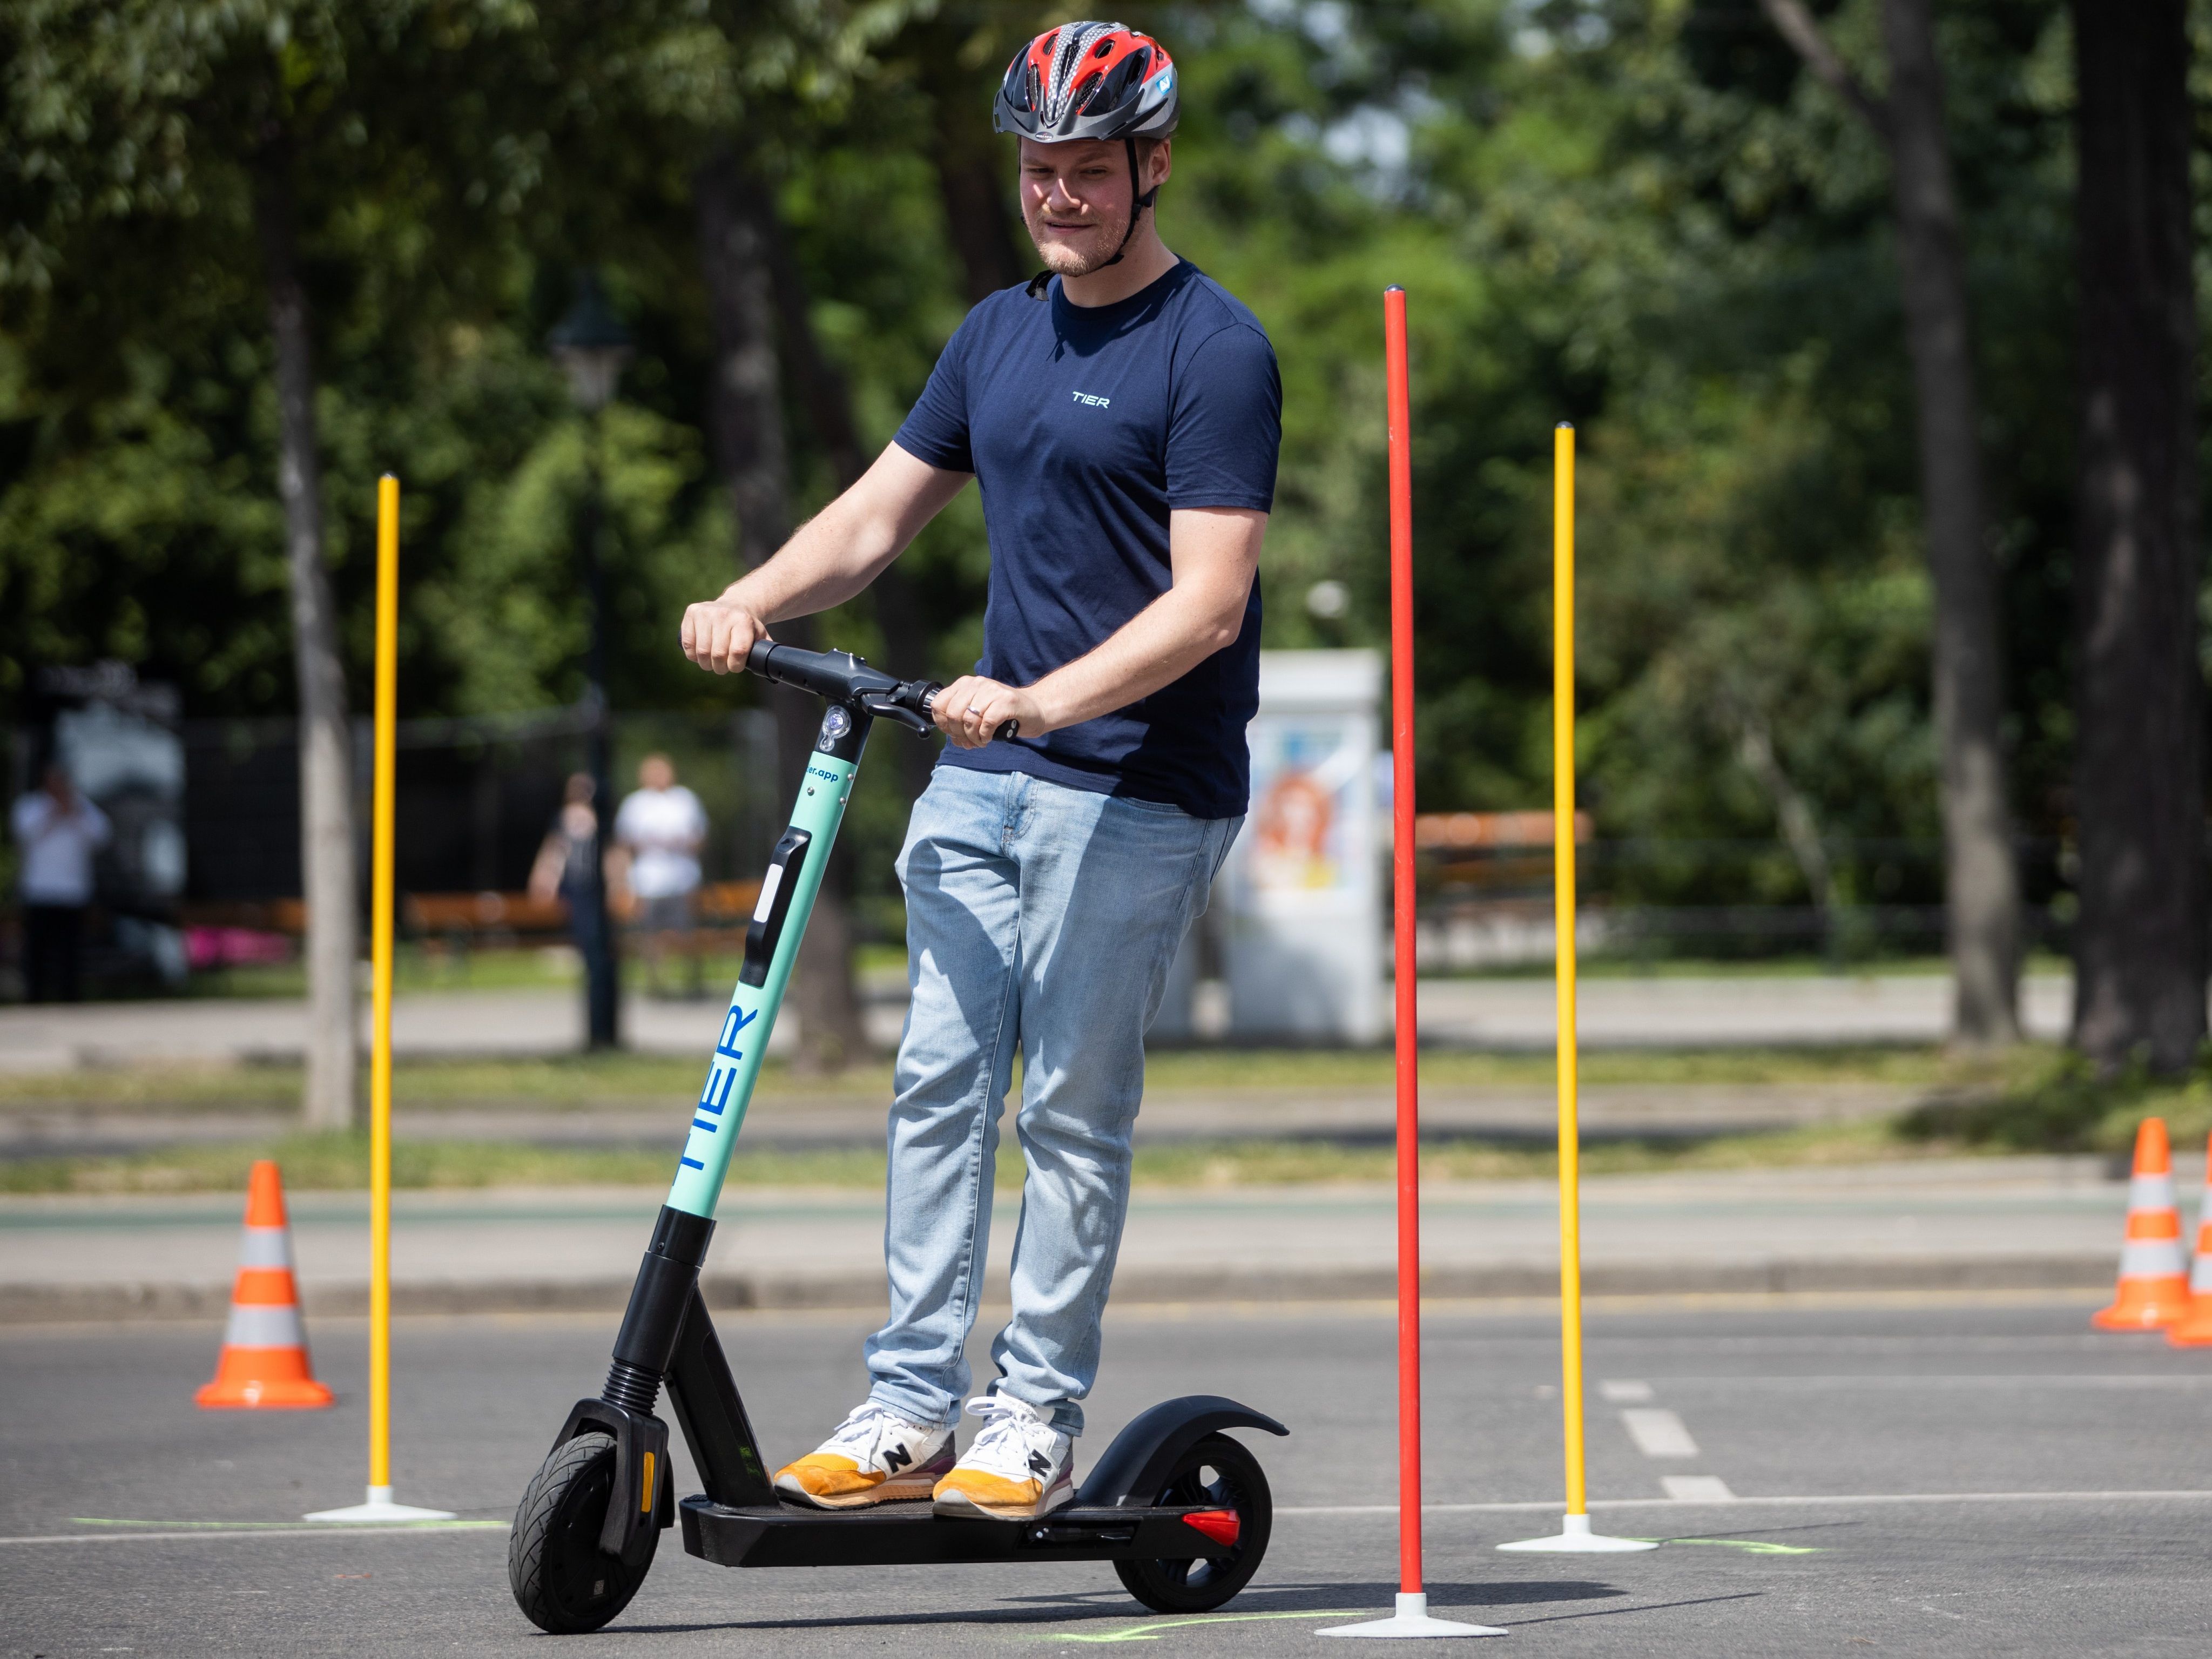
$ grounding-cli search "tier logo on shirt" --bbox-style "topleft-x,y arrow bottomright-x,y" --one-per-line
1070,390 -> 1112,408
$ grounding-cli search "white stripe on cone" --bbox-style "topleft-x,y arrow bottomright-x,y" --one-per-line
2120,1239 -> 2188,1279
2129,1173 -> 2180,1212
236,1226 -> 295,1270
223,1303 -> 311,1349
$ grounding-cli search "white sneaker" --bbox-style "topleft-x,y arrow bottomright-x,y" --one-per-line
772,1401 -> 954,1509
932,1393 -> 1076,1520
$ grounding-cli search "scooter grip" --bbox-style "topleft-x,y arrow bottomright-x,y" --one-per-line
918,684 -> 1019,743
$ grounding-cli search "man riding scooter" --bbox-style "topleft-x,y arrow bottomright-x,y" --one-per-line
679,21 -> 1280,1521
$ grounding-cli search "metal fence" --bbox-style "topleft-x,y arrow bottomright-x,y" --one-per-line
8,687 -> 2078,996
1413,832 -> 2071,972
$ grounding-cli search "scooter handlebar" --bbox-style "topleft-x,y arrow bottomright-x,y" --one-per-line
743,641 -> 1019,743
915,685 -> 1021,744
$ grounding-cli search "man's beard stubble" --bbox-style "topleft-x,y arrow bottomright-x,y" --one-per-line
1028,206 -> 1144,278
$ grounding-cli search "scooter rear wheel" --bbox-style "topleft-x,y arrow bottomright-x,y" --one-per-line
509,1431 -> 657,1633
1112,1432 -> 1272,1614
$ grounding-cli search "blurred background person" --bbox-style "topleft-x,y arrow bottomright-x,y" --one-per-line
529,772 -> 608,979
13,763 -> 112,1004
614,753 -> 706,999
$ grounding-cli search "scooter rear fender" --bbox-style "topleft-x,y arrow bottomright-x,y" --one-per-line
1074,1394 -> 1289,1509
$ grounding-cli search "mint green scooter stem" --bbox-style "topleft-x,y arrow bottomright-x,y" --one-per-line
665,747 -> 857,1218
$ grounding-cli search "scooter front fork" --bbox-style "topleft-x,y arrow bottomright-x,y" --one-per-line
541,1206 -> 718,1565
603,1206 -> 715,1413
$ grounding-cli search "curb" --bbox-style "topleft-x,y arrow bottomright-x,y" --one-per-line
0,1255 -> 2115,1324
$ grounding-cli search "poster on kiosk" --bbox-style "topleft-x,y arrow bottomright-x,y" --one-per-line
1157,649 -> 1384,1045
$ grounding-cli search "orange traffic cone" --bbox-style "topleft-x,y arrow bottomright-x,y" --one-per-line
2167,1135 -> 2212,1348
195,1161 -> 334,1408
2092,1117 -> 2193,1331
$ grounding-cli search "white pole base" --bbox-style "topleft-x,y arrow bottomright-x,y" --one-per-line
304,1486 -> 457,1523
1319,1593 -> 1508,1638
1495,1513 -> 1657,1553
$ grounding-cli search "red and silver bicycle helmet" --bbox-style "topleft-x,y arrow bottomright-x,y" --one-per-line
993,21 -> 1179,143
996,22 -> 1179,281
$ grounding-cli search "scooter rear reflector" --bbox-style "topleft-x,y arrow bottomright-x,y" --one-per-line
1181,1509 -> 1240,1547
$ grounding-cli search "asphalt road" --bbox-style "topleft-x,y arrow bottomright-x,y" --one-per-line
6,1298 -> 2211,1656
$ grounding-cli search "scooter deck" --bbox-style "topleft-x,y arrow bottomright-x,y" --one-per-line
680,1495 -> 1241,1569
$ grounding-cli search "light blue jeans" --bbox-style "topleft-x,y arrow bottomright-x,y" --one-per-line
863,766 -> 1240,1437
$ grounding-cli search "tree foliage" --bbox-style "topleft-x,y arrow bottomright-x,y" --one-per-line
0,0 -> 2170,940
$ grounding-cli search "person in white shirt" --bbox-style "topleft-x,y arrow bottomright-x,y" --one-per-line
613,754 -> 707,997
12,765 -> 112,1003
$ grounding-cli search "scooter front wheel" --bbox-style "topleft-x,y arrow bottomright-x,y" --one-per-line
509,1431 -> 657,1633
1113,1432 -> 1273,1614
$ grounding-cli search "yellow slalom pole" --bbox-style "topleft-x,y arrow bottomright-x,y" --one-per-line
1551,425 -> 1588,1520
1498,425 -> 1655,1554
1557,431 -> 1593,1530
306,476 -> 451,1523
369,473 -> 399,1505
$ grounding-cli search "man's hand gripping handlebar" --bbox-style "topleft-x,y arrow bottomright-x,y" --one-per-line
743,641 -> 1020,743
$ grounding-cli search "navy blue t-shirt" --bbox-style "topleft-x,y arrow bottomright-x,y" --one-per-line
893,260 -> 1280,820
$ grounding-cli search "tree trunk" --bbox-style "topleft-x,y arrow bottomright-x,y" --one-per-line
2068,0 -> 2205,1075
763,216 -> 939,805
916,19 -> 1029,304
253,138 -> 358,1131
1877,0 -> 2020,1043
1735,711 -> 1840,919
696,144 -> 866,1071
1757,0 -> 2022,1043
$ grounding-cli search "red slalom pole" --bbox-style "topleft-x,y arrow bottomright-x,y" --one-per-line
1386,284 -> 1422,1601
1324,290 -> 1502,1638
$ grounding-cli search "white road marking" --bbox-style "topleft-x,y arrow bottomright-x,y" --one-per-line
1623,1374 -> 2212,1390
1276,1489 -> 2212,1515
1661,1475 -> 1737,1502
0,1523 -> 504,1546
14,1490 -> 2212,1546
1599,1379 -> 1655,1402
1621,1407 -> 1700,1458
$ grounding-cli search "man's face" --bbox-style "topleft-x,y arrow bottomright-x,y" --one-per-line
1018,137 -> 1171,277
640,757 -> 675,792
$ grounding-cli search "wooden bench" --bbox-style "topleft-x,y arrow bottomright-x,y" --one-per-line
403,881 -> 765,958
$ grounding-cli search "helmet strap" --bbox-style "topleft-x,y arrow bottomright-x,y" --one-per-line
1101,136 -> 1158,269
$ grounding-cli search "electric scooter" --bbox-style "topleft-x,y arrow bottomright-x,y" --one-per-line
509,641 -> 1286,1635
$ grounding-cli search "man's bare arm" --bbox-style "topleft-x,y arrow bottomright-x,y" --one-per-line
681,444 -> 970,674
932,507 -> 1264,750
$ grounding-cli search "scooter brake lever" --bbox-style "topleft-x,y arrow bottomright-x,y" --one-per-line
858,692 -> 935,736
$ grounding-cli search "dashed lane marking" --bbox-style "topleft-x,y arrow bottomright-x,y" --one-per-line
1661,1475 -> 1737,1502
1620,1407 -> 1701,1458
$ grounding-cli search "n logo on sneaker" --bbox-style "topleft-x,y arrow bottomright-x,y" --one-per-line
1028,1451 -> 1052,1476
882,1443 -> 912,1473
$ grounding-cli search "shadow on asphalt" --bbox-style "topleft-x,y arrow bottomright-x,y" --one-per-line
604,1579 -> 1627,1636
1500,1591 -> 1765,1628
